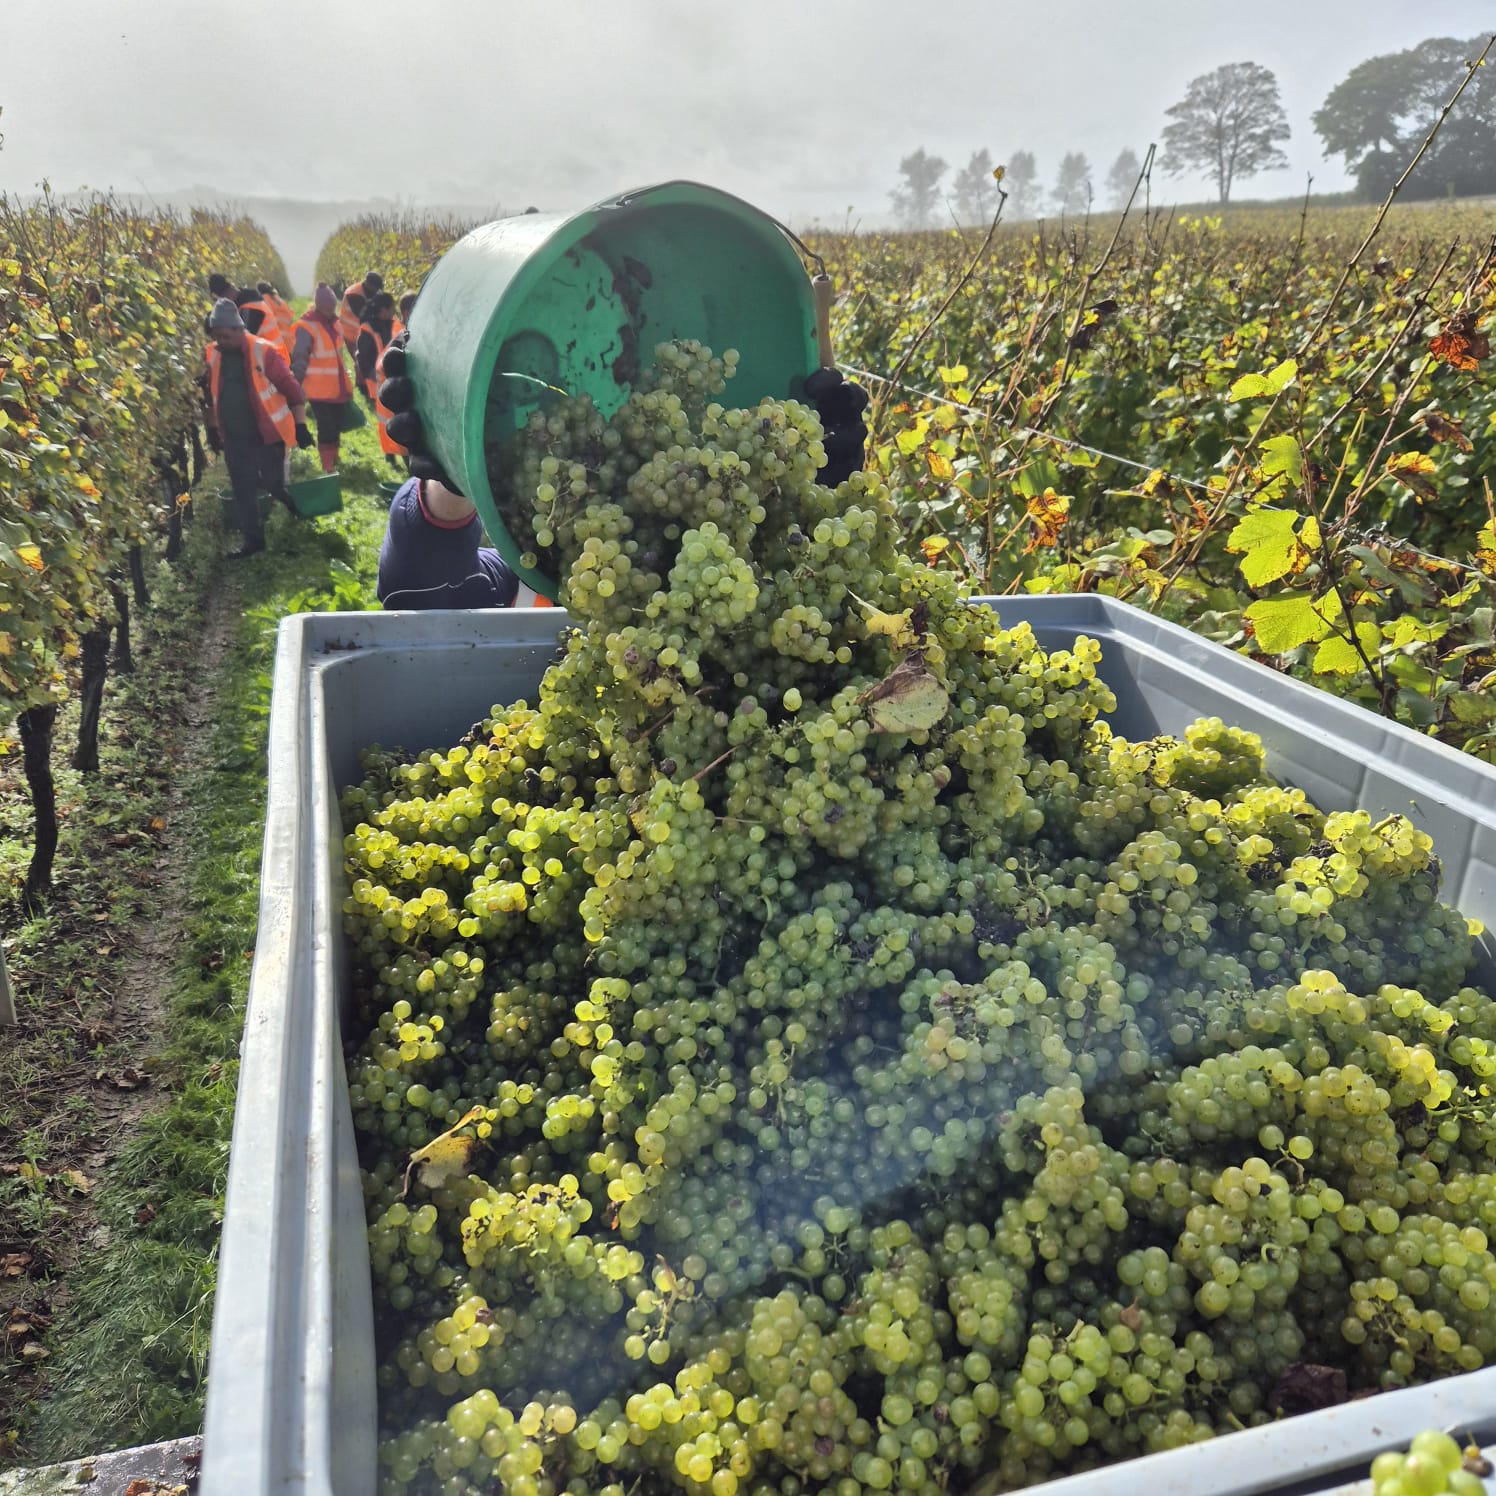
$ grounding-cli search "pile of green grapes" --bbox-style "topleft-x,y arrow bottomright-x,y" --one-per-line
341,343 -> 1496,1496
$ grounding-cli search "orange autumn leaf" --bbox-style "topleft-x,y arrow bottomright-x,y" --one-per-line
1024,488 -> 1071,552
16,544 -> 44,571
920,535 -> 951,562
1430,310 -> 1490,372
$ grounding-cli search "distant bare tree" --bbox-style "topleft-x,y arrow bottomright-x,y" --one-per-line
1051,152 -> 1093,215
1162,61 -> 1290,203
890,149 -> 948,228
1005,150 -> 1039,218
1105,148 -> 1142,209
952,148 -> 1002,224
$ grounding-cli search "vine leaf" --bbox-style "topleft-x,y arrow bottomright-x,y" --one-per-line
1385,451 -> 1439,504
403,1105 -> 488,1197
1024,488 -> 1070,552
850,593 -> 918,649
1313,622 -> 1381,676
1227,508 -> 1316,587
1477,520 -> 1496,575
862,652 -> 949,735
1228,358 -> 1297,402
1244,591 -> 1336,653
1421,411 -> 1473,450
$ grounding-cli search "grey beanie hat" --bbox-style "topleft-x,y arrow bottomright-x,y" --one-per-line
208,297 -> 245,331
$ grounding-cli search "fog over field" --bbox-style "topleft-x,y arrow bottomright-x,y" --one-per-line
4,0 -> 1491,251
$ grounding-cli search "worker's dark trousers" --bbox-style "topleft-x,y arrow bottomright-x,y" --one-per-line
222,436 -> 289,548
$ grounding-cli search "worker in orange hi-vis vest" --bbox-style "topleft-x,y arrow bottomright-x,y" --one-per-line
290,284 -> 355,474
355,290 -> 398,404
373,293 -> 420,469
256,281 -> 298,356
202,299 -> 312,560
234,287 -> 277,344
338,269 -> 383,355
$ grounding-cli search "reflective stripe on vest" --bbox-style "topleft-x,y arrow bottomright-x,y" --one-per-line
513,583 -> 557,608
206,336 -> 296,446
294,315 -> 349,402
265,293 -> 297,355
338,281 -> 365,347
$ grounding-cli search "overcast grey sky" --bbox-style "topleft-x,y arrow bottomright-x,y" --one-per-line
3,0 -> 1493,226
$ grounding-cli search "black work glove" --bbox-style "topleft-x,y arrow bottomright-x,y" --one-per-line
802,367 -> 870,487
380,334 -> 463,493
295,422 -> 315,449
206,425 -> 223,454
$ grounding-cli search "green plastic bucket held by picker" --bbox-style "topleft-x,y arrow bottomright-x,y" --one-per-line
405,180 -> 822,599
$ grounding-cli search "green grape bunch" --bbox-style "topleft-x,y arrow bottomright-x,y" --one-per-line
340,342 -> 1496,1496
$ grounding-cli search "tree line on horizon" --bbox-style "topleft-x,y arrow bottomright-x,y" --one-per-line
888,32 -> 1495,227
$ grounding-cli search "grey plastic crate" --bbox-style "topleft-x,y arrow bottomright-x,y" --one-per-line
200,596 -> 1496,1496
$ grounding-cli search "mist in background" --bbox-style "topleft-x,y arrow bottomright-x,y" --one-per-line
2,0 -> 1491,288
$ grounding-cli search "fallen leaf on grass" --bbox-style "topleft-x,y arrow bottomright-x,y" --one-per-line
19,1341 -> 49,1360
0,1252 -> 34,1278
96,1066 -> 148,1090
135,1203 -> 157,1225
60,1169 -> 92,1195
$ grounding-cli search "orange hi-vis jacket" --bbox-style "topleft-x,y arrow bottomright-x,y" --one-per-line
263,291 -> 297,355
238,297 -> 275,341
205,335 -> 297,446
359,320 -> 391,401
294,312 -> 352,402
375,336 -> 404,457
338,280 -> 367,349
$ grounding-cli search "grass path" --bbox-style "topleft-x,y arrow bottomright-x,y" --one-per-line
0,418 -> 392,1464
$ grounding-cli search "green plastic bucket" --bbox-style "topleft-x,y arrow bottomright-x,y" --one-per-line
219,489 -> 273,531
405,180 -> 821,598
288,472 -> 343,518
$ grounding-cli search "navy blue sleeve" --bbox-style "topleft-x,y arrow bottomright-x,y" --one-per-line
377,479 -> 518,610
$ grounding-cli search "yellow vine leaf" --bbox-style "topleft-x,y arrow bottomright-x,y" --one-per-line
1385,451 -> 1438,504
16,544 -> 43,571
849,593 -> 917,649
403,1105 -> 488,1196
1476,520 -> 1496,575
1226,508 -> 1315,587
